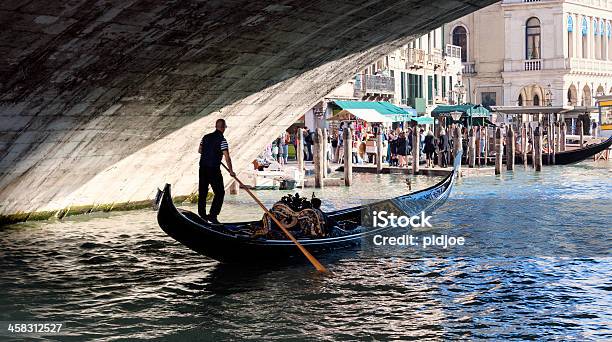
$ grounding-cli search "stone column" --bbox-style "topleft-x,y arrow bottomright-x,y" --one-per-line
344,128 -> 352,186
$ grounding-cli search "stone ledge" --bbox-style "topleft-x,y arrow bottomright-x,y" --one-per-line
0,192 -> 213,227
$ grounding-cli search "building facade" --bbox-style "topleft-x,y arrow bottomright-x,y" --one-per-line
304,27 -> 465,129
445,0 -> 612,114
353,27 -> 465,115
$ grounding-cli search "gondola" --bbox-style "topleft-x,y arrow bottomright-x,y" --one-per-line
516,136 -> 612,165
157,152 -> 462,264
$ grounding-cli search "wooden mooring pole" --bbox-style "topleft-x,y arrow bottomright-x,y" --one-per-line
534,125 -> 542,171
297,128 -> 304,172
468,127 -> 476,168
484,126 -> 489,165
548,119 -> 553,165
412,124 -> 420,174
506,125 -> 515,170
578,120 -> 584,148
560,121 -> 566,151
453,125 -> 462,160
475,126 -> 481,167
529,123 -> 534,168
344,127 -> 352,186
521,123 -> 527,168
376,128 -> 383,174
314,128 -> 323,188
322,128 -> 329,178
495,127 -> 503,175
437,121 -> 444,167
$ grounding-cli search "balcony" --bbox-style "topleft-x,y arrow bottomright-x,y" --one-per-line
462,62 -> 476,74
428,50 -> 444,68
404,48 -> 426,68
524,59 -> 542,71
354,74 -> 395,96
445,44 -> 462,59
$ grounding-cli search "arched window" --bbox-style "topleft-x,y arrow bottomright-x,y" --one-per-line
452,26 -> 468,62
533,94 -> 540,106
518,94 -> 523,106
582,85 -> 591,106
567,85 -> 577,105
526,17 -> 541,59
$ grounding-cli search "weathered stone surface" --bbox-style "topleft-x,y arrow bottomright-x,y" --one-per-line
0,0 -> 496,217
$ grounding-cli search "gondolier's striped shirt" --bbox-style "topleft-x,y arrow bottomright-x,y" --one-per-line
200,129 -> 229,168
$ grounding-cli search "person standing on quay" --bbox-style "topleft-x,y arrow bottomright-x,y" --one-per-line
198,119 -> 235,224
438,128 -> 450,167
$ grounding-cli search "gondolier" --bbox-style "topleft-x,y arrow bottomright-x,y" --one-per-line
198,119 -> 235,224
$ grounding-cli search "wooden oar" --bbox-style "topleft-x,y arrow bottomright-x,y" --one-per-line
221,163 -> 328,273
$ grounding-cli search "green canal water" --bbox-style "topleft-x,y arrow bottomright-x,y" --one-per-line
1,161 -> 610,341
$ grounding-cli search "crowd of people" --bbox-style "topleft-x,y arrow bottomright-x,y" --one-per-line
260,121 -> 482,170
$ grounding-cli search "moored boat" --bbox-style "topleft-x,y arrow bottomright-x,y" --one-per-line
517,136 -> 612,165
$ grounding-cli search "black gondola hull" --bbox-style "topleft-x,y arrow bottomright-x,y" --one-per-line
158,152 -> 461,263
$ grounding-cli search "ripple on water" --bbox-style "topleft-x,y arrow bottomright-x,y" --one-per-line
0,161 -> 610,340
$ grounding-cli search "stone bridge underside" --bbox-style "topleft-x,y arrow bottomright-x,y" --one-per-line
0,0 -> 496,220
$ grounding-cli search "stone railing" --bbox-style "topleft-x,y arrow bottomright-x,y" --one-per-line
565,58 -> 612,74
564,0 -> 612,10
524,59 -> 542,71
462,62 -> 476,74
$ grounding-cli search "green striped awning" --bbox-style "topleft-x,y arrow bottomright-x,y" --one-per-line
431,104 -> 491,118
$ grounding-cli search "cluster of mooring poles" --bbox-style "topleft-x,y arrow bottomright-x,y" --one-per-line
490,118 -> 568,174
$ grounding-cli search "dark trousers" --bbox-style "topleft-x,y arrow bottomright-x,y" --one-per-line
440,151 -> 449,167
306,144 -> 313,161
198,166 -> 224,218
